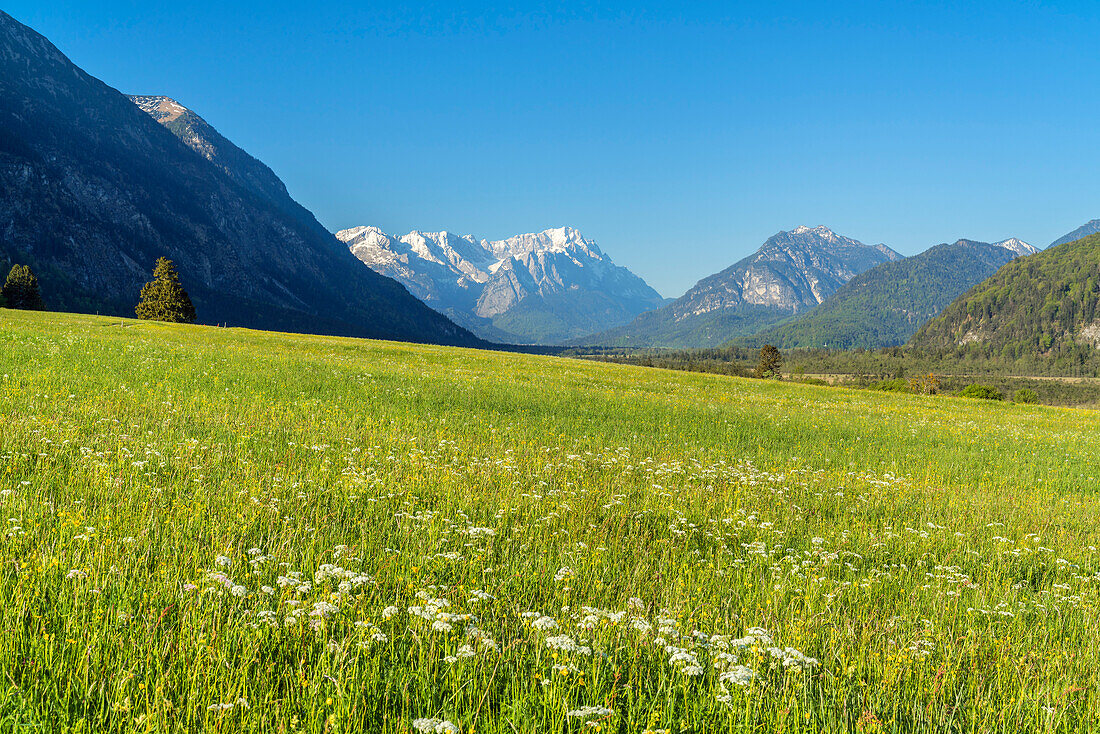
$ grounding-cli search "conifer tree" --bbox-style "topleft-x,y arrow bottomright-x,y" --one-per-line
135,258 -> 196,323
2,265 -> 46,310
755,344 -> 783,379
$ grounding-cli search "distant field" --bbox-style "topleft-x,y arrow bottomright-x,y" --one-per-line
795,372 -> 1100,408
3,311 -> 1100,732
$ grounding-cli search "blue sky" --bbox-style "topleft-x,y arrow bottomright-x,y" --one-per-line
8,1 -> 1100,297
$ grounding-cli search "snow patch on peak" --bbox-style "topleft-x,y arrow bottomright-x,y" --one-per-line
993,238 -> 1039,256
129,95 -> 190,123
337,224 -> 614,286
790,225 -> 836,238
338,225 -> 386,240
487,227 -> 604,261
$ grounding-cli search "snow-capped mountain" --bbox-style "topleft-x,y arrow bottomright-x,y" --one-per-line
337,225 -> 666,344
992,238 -> 1040,256
576,225 -> 902,348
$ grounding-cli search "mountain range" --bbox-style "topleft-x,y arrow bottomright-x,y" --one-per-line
739,238 -> 1039,349
3,9 -> 1097,362
0,11 -> 477,345
576,226 -> 902,347
337,225 -> 665,344
912,228 -> 1100,358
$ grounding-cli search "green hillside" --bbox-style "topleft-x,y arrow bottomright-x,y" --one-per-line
736,240 -> 1023,349
912,233 -> 1100,360
3,310 -> 1100,731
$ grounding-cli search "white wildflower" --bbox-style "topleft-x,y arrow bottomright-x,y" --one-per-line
309,601 -> 339,618
412,718 -> 459,733
530,615 -> 558,631
566,706 -> 613,719
720,665 -> 756,686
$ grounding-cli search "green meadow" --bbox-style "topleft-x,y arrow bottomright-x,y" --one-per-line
2,310 -> 1100,733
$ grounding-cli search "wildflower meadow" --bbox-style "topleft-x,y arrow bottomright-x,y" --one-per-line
2,310 -> 1100,733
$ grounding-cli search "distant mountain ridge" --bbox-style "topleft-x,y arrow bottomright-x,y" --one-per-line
738,238 -> 1037,349
0,11 -> 477,345
338,225 -> 665,344
1048,219 -> 1100,248
576,225 -> 902,348
911,228 -> 1100,358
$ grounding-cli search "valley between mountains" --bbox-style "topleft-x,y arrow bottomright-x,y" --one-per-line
2,7 -> 1093,357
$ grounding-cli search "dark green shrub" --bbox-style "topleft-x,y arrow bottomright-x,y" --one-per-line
1013,388 -> 1039,404
869,378 -> 911,393
959,384 -> 1004,401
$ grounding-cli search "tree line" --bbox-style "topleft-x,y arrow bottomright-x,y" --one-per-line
1,257 -> 196,324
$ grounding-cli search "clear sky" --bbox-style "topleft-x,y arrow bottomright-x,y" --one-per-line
7,1 -> 1100,297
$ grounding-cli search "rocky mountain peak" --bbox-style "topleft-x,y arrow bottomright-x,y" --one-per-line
486,226 -> 605,261
992,238 -> 1040,256
130,95 -> 189,123
337,224 -> 663,343
789,224 -> 839,240
576,226 -> 901,348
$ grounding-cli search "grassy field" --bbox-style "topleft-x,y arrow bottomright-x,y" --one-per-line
3,310 -> 1100,733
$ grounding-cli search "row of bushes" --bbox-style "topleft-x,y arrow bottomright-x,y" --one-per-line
869,377 -> 1038,403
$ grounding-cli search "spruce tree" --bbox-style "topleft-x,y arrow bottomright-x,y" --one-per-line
755,344 -> 783,379
2,265 -> 46,310
135,258 -> 196,323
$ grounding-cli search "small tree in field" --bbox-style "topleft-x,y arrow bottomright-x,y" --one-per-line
135,258 -> 196,323
907,373 -> 941,395
2,264 -> 45,310
756,344 -> 782,379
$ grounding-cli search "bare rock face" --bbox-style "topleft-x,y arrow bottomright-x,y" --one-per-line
576,226 -> 903,348
1079,321 -> 1100,350
677,226 -> 902,316
739,238 -> 1035,350
0,11 -> 478,345
337,225 -> 666,344
475,258 -> 538,319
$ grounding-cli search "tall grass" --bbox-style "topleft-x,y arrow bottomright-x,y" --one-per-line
1,310 -> 1099,732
